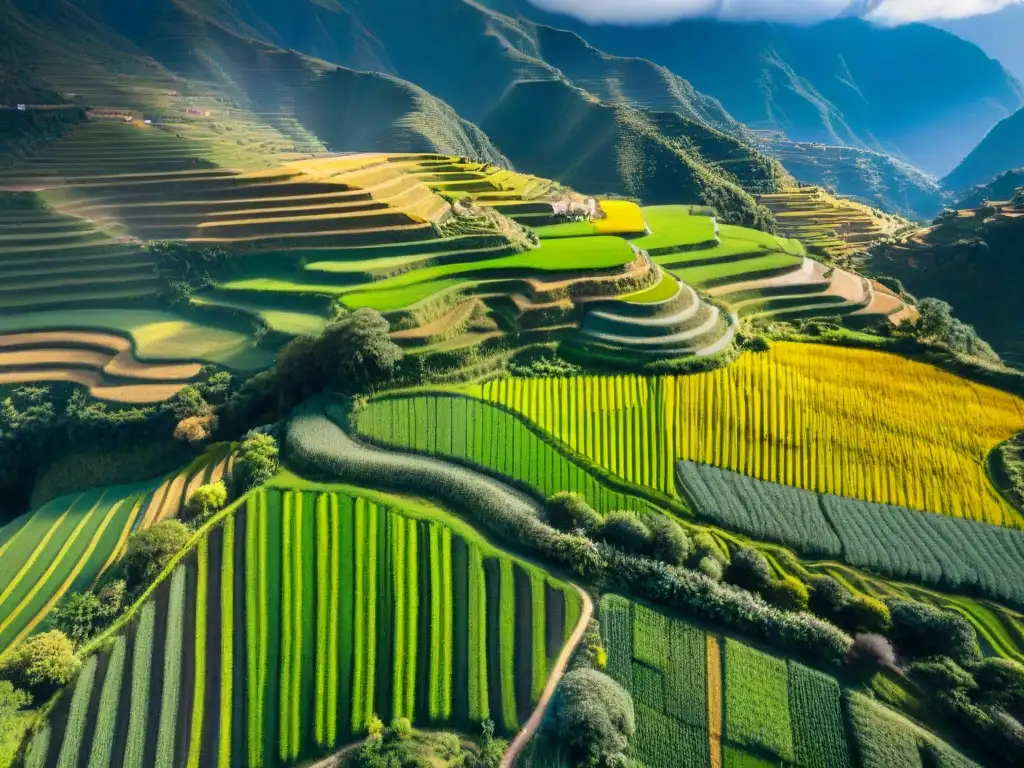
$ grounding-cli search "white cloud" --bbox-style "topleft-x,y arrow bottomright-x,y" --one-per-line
523,0 -> 1024,25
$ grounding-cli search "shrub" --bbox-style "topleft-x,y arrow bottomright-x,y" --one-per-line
234,432 -> 280,491
544,492 -> 601,534
185,481 -> 228,523
908,657 -> 977,693
889,601 -> 981,663
0,680 -> 30,734
48,586 -> 123,648
647,515 -> 691,566
124,520 -> 192,588
763,576 -> 809,612
599,512 -> 651,554
173,414 -> 215,443
971,658 -> 1024,718
2,631 -> 79,698
389,717 -> 413,741
545,669 -> 635,765
840,595 -> 892,635
690,531 -> 729,565
808,576 -> 849,619
727,548 -> 771,592
698,556 -> 724,582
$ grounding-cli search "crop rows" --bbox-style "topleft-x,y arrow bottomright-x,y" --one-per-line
356,394 -> 644,513
22,487 -> 581,767
679,459 -> 1024,607
597,595 -> 978,768
467,342 -> 1024,526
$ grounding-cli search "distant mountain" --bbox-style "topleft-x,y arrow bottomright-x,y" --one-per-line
762,140 -> 949,221
481,79 -> 786,229
953,169 -> 1024,209
491,3 -> 1023,178
936,5 -> 1024,83
944,108 -> 1024,193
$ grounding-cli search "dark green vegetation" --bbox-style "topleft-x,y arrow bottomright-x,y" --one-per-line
480,79 -> 784,229
944,109 -> 1024,193
862,198 -> 1024,366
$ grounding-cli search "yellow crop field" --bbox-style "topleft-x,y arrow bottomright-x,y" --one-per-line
595,200 -> 647,235
466,342 -> 1024,526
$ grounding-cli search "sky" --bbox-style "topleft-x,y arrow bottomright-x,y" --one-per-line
524,0 -> 1024,25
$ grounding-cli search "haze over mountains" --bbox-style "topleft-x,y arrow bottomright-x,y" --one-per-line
1,0 -> 1023,222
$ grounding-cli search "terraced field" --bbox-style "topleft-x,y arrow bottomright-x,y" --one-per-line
19,483 -> 583,768
757,187 -> 911,259
463,343 -> 1024,525
598,595 -> 976,768
0,445 -> 232,661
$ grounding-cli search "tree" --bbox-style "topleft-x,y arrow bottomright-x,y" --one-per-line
808,575 -> 850,619
763,576 -> 809,612
544,492 -> 601,534
124,520 -> 191,588
698,556 -> 724,582
3,631 -> 79,697
845,633 -> 896,676
727,548 -> 771,592
889,601 -> 981,663
0,680 -> 30,734
185,481 -> 227,524
972,658 -> 1024,718
840,595 -> 891,635
234,432 -> 280,491
545,669 -> 635,765
322,309 -> 403,394
49,592 -> 104,647
915,298 -> 999,363
598,512 -> 651,555
647,515 -> 691,566
908,657 -> 977,694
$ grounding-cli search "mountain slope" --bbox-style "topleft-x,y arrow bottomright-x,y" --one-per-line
954,168 -> 1024,209
481,79 -> 786,229
943,108 -> 1024,192
0,0 -> 508,164
497,4 -> 1024,177
936,4 -> 1024,83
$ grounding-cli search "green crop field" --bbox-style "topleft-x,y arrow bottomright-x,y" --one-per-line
21,485 -> 581,768
628,206 -> 718,254
598,595 -> 975,768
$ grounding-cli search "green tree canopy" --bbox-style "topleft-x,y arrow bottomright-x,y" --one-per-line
124,520 -> 192,588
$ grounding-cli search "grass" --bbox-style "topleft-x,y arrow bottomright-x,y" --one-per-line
629,206 -> 718,253
620,272 -> 680,304
671,253 -> 803,289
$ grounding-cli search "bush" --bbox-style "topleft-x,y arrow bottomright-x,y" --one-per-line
234,432 -> 280,491
599,512 -> 651,555
808,576 -> 850,619
544,492 -> 602,534
840,595 -> 892,635
1,631 -> 79,698
727,548 -> 771,592
647,515 -> 691,566
908,657 -> 977,693
124,520 -> 192,588
889,601 -> 981,663
698,556 -> 724,582
0,680 -> 30,734
763,576 -> 809,612
971,658 -> 1024,718
185,481 -> 227,524
690,531 -> 729,565
389,717 -> 413,741
545,669 -> 635,765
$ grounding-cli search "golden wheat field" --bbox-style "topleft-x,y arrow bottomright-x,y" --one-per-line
464,342 -> 1024,526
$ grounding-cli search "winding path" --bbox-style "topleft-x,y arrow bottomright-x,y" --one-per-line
500,584 -> 594,768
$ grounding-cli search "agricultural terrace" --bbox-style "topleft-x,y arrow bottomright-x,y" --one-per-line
463,343 -> 1024,526
222,235 -> 638,315
598,595 -> 973,768
21,484 -> 582,768
0,309 -> 273,373
531,201 -> 647,238
0,445 -> 232,660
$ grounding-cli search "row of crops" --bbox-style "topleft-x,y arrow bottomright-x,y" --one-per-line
19,487 -> 581,768
598,595 -> 978,768
678,460 -> 1024,607
355,394 -> 646,513
463,343 -> 1024,527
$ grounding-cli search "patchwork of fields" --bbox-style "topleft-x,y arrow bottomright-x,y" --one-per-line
0,445 -> 232,660
20,485 -> 582,768
598,595 -> 978,768
465,343 -> 1024,526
